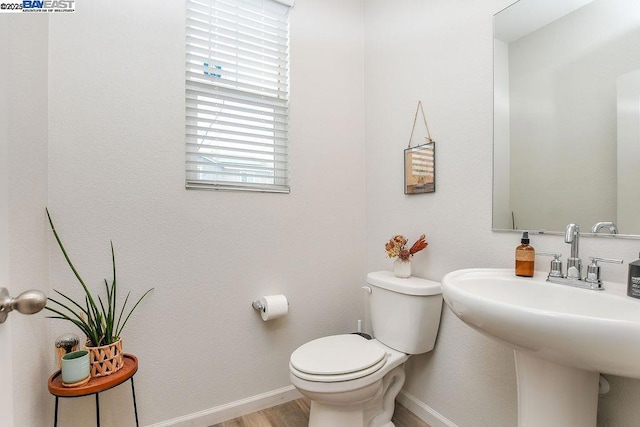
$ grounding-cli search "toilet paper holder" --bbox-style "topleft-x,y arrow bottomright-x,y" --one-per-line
251,300 -> 265,311
252,295 -> 289,321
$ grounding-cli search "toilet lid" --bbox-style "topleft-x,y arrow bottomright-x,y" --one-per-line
290,334 -> 387,378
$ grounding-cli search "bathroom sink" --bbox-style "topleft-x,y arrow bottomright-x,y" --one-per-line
442,268 -> 640,426
442,268 -> 640,377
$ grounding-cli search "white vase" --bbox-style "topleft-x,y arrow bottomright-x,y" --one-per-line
393,258 -> 411,278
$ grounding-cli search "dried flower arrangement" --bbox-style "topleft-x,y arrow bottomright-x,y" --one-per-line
385,234 -> 428,262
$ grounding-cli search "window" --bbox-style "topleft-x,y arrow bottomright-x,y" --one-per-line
185,0 -> 292,193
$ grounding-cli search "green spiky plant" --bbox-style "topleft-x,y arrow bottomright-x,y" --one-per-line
45,208 -> 153,347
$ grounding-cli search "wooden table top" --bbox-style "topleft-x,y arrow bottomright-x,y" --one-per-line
48,354 -> 138,397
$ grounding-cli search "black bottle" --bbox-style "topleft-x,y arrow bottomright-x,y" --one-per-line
628,252 -> 640,299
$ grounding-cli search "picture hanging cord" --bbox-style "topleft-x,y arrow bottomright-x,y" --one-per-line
408,100 -> 435,148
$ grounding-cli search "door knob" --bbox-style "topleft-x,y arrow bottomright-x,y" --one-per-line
0,287 -> 47,324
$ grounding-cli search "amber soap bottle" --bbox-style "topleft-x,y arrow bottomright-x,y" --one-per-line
515,231 -> 535,277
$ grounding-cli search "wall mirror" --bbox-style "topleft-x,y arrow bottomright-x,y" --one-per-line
493,0 -> 640,237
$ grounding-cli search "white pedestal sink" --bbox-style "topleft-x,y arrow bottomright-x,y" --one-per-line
442,268 -> 640,427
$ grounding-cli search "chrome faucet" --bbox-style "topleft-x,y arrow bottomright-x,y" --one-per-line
565,223 -> 581,279
591,221 -> 618,234
540,222 -> 623,290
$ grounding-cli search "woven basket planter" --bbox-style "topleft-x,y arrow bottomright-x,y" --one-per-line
85,338 -> 124,378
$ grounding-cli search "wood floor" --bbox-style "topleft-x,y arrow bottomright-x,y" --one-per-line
211,398 -> 430,427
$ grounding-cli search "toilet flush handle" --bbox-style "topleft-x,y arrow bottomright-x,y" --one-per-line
361,286 -> 372,294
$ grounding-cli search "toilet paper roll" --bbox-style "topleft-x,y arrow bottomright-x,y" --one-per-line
260,295 -> 288,321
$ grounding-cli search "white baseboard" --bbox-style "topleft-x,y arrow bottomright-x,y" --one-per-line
397,390 -> 458,427
148,385 -> 453,427
148,385 -> 303,427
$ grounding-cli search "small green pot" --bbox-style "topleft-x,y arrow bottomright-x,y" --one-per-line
61,350 -> 90,384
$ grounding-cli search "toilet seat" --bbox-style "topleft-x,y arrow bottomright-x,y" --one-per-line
290,334 -> 388,382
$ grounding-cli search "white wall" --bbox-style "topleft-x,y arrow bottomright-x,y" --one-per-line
43,0 -> 365,425
363,1 -> 640,426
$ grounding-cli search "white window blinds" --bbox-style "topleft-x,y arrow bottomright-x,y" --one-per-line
186,0 -> 291,193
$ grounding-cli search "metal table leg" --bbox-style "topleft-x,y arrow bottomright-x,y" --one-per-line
96,393 -> 100,427
131,377 -> 139,426
54,397 -> 59,427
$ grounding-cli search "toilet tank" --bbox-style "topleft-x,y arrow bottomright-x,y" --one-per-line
366,271 -> 443,354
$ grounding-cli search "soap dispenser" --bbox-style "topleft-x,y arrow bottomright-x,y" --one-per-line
515,231 -> 535,277
628,252 -> 640,299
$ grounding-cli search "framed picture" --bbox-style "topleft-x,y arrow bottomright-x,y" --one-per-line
404,142 -> 435,194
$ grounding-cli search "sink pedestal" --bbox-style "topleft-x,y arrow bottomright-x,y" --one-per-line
514,351 -> 599,427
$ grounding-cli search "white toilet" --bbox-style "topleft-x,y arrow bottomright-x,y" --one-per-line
289,271 -> 443,427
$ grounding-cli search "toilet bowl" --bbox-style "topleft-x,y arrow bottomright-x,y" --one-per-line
289,271 -> 443,427
290,334 -> 408,427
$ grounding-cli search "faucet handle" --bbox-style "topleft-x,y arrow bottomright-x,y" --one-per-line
537,252 -> 563,278
589,257 -> 623,264
585,257 -> 624,287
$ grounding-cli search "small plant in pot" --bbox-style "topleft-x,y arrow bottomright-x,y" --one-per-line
45,209 -> 153,378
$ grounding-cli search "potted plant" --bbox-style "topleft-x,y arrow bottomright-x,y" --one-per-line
45,209 -> 153,377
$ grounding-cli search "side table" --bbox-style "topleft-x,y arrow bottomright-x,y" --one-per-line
48,353 -> 139,427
